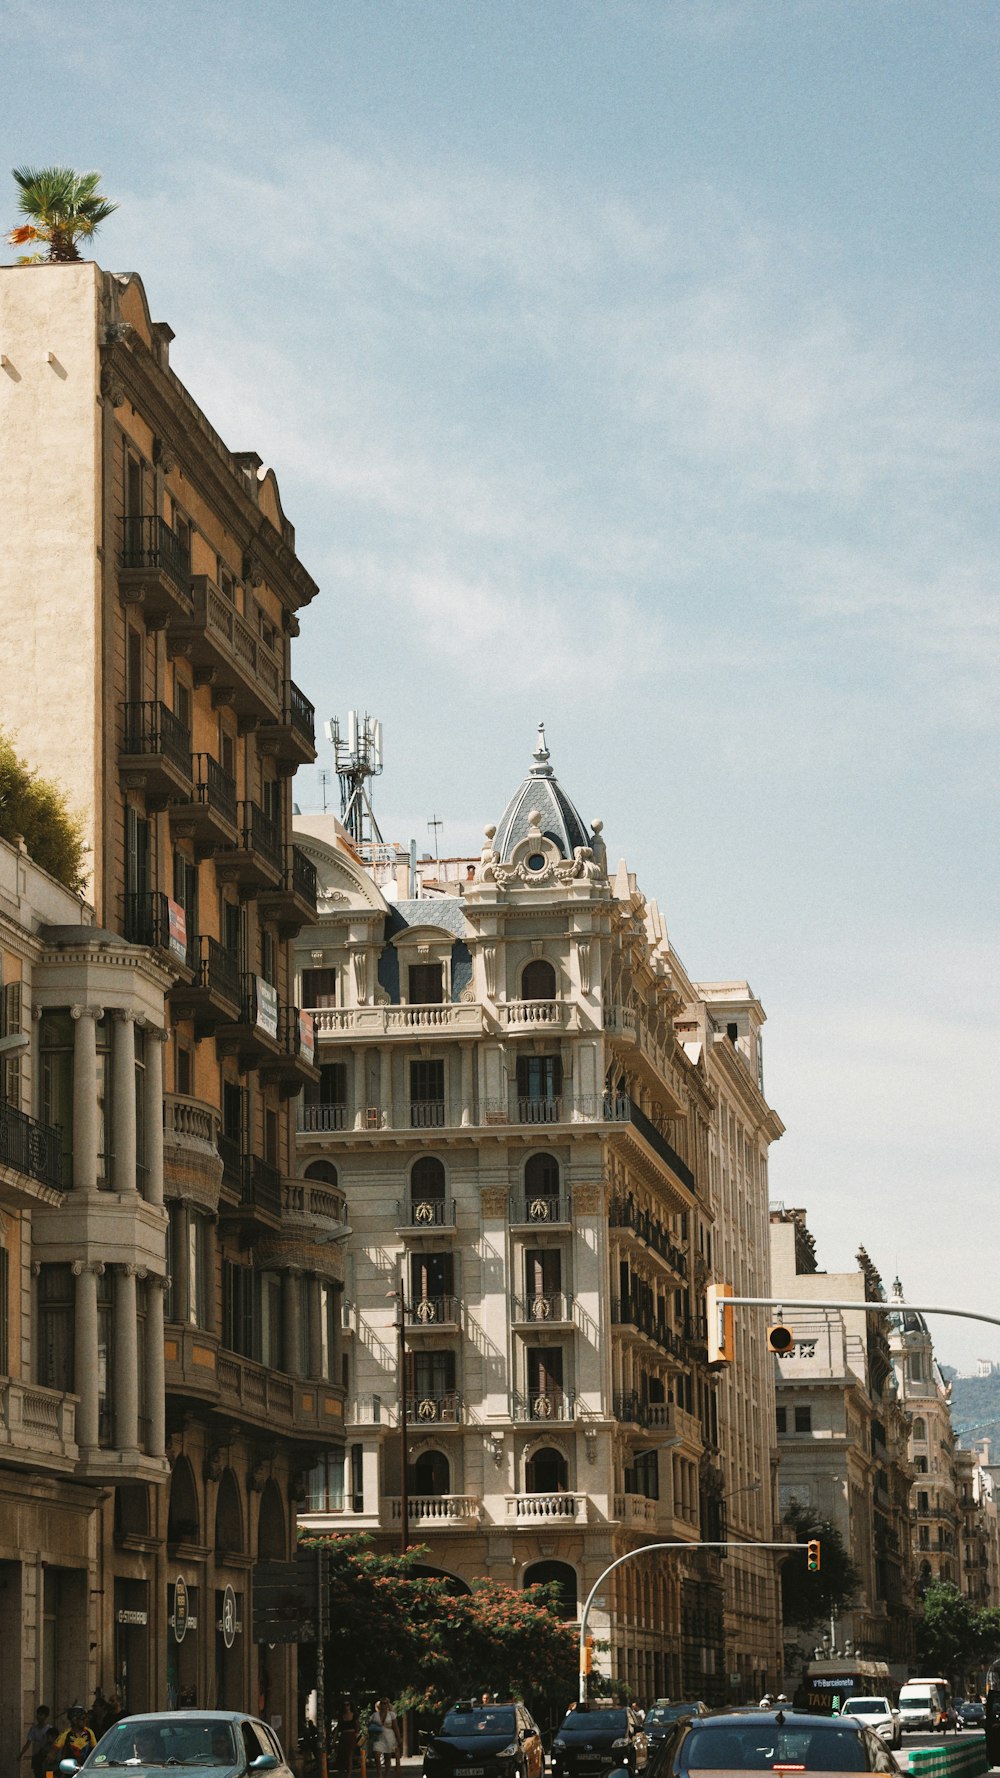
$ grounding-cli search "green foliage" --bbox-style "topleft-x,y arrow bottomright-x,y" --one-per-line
8,165 -> 118,262
780,1505 -> 861,1631
916,1583 -> 1000,1688
0,729 -> 86,891
300,1534 -> 577,1716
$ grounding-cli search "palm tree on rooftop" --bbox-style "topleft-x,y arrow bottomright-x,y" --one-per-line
8,165 -> 118,262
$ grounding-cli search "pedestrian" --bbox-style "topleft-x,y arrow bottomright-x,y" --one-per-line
90,1691 -> 111,1741
370,1699 -> 399,1778
51,1707 -> 97,1769
334,1699 -> 358,1777
19,1706 -> 52,1778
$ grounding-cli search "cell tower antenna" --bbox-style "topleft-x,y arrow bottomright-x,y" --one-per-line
322,711 -> 385,851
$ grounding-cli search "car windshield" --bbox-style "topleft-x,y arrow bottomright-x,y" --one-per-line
558,1713 -> 629,1737
684,1724 -> 867,1772
441,1712 -> 516,1739
648,1707 -> 697,1725
901,1696 -> 931,1708
843,1702 -> 885,1715
90,1721 -> 240,1769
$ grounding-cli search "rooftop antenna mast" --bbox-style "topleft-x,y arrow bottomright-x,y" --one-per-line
323,711 -> 385,849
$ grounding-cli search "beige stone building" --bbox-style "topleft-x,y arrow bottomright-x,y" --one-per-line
293,731 -> 784,1700
888,1285 -> 961,1597
955,1448 -> 1000,1608
769,1212 -> 915,1676
0,261 -> 343,1729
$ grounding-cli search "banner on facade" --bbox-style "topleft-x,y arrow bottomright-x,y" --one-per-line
255,977 -> 278,1039
167,899 -> 188,963
298,1009 -> 315,1065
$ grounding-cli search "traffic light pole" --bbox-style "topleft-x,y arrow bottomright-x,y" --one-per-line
725,1296 -> 1000,1329
578,1540 -> 809,1705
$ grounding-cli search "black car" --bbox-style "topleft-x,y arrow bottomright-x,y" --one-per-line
643,1706 -> 708,1745
630,1709 -> 899,1775
551,1706 -> 648,1778
958,1701 -> 985,1728
422,1704 -> 545,1778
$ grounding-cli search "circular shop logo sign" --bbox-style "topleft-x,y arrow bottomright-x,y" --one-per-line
173,1575 -> 189,1644
222,1583 -> 237,1649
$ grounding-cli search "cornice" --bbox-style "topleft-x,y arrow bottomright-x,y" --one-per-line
101,337 -> 318,612
38,941 -> 175,990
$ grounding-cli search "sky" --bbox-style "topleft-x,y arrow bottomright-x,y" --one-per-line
3,0 -> 997,1371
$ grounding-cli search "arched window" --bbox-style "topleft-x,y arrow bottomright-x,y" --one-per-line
305,1160 -> 339,1187
215,1468 -> 244,1557
257,1479 -> 286,1559
912,1417 -> 927,1441
411,1156 -> 445,1199
522,959 -> 556,1001
523,1559 -> 577,1621
167,1456 -> 200,1547
409,1449 -> 450,1497
526,1446 -> 568,1494
524,1153 -> 559,1197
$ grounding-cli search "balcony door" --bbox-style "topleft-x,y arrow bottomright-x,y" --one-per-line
527,1346 -> 564,1410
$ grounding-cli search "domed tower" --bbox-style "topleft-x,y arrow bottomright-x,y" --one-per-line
475,724 -> 606,885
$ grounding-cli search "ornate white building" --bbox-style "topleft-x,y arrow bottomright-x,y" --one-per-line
292,730 -> 784,1699
889,1285 -> 962,1596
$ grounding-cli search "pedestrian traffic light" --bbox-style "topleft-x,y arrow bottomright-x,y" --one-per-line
767,1322 -> 794,1355
707,1282 -> 734,1368
807,1540 -> 821,1572
581,1634 -> 593,1674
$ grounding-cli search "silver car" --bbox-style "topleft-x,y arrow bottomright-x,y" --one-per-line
840,1698 -> 902,1750
60,1712 -> 293,1778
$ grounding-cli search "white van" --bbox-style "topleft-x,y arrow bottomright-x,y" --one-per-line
898,1679 -> 952,1733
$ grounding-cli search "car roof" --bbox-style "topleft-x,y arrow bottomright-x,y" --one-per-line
108,1714 -> 250,1725
686,1713 -> 863,1729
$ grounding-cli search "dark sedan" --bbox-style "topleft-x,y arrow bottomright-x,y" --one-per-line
624,1709 -> 899,1775
551,1706 -> 648,1778
643,1707 -> 708,1745
958,1702 -> 985,1728
422,1704 -> 545,1778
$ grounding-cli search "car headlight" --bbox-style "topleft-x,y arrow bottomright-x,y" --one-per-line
498,1746 -> 521,1760
611,1742 -> 630,1751
553,1741 -> 566,1753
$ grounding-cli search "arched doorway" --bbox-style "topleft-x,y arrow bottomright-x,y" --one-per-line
409,1449 -> 450,1498
523,1560 -> 577,1621
525,1446 -> 568,1494
257,1480 -> 287,1722
521,959 -> 556,1000
214,1470 -> 245,1710
166,1460 -> 200,1707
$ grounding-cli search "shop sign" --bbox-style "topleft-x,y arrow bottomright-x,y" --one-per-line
167,899 -> 188,963
298,1009 -> 315,1065
220,1583 -> 239,1650
255,976 -> 278,1040
117,1609 -> 149,1627
172,1575 -> 189,1644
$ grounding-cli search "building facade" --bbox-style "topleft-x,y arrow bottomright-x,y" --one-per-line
769,1212 -> 915,1677
0,260 -> 343,1727
888,1284 -> 961,1599
293,731 -> 784,1699
955,1447 -> 1000,1609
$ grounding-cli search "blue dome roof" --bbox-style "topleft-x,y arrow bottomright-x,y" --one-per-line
493,725 -> 591,862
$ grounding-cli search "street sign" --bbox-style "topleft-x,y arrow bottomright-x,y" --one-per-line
252,1549 -> 329,1644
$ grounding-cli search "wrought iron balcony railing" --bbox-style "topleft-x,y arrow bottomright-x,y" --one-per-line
120,515 -> 191,594
0,1101 -> 65,1191
121,700 -> 192,777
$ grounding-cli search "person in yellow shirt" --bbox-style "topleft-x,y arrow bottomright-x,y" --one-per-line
51,1707 -> 97,1769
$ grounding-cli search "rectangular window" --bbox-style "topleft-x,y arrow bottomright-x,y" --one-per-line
410,1252 -> 454,1300
134,1025 -> 147,1196
97,1268 -> 114,1445
39,1010 -> 73,1184
412,1350 -> 456,1399
223,1260 -> 258,1359
794,1405 -> 812,1432
410,1059 -> 445,1128
516,1054 -> 563,1117
408,963 -> 443,1005
37,1263 -> 74,1391
307,1449 -> 345,1512
125,453 -> 143,518
173,670 -> 192,735
775,1406 -> 787,1434
525,1249 -> 562,1299
527,1346 -> 564,1400
1,978 -> 22,1109
260,927 -> 277,987
301,968 -> 337,1008
176,1045 -> 193,1097
220,724 -> 236,778
350,1443 -> 364,1513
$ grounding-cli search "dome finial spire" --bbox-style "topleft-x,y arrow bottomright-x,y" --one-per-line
531,721 -> 553,777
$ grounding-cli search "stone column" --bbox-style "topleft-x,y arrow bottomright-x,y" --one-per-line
283,1270 -> 301,1377
307,1277 -> 323,1380
73,1260 -> 101,1450
378,1045 -> 393,1129
173,1202 -> 191,1325
353,1048 -> 367,1131
71,1005 -> 101,1193
460,1044 -> 474,1127
204,1215 -> 218,1334
115,1265 -> 140,1453
113,1010 -> 138,1194
145,1274 -> 166,1457
143,1026 -> 167,1206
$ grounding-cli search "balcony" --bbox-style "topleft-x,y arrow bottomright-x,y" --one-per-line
511,1292 -> 574,1326
497,1000 -> 569,1031
299,1102 -> 348,1133
611,1297 -> 684,1358
387,1494 -> 480,1528
258,845 -> 318,935
282,1177 -> 349,1238
395,1196 -> 457,1231
215,801 -> 283,893
510,1194 -> 571,1227
215,976 -> 285,1069
259,1005 -> 321,1095
405,1295 -> 460,1330
609,1195 -> 687,1275
0,1100 -> 65,1207
407,1391 -> 462,1426
309,1003 -> 489,1042
615,1493 -> 660,1529
506,1492 -> 589,1525
257,679 -> 317,767
168,577 -> 281,721
169,935 -> 241,1033
119,515 -> 192,626
123,891 -> 194,976
511,1390 -> 576,1423
411,1099 -> 446,1129
613,1395 -> 702,1446
0,1378 -> 78,1471
218,1146 -> 282,1228
119,701 -> 193,804
168,753 -> 239,852
605,1005 -> 686,1117
163,1092 -> 221,1162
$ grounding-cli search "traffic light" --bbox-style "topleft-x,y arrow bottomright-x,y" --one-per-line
707,1282 -> 734,1368
581,1634 -> 593,1674
807,1540 -> 821,1572
767,1322 -> 794,1355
